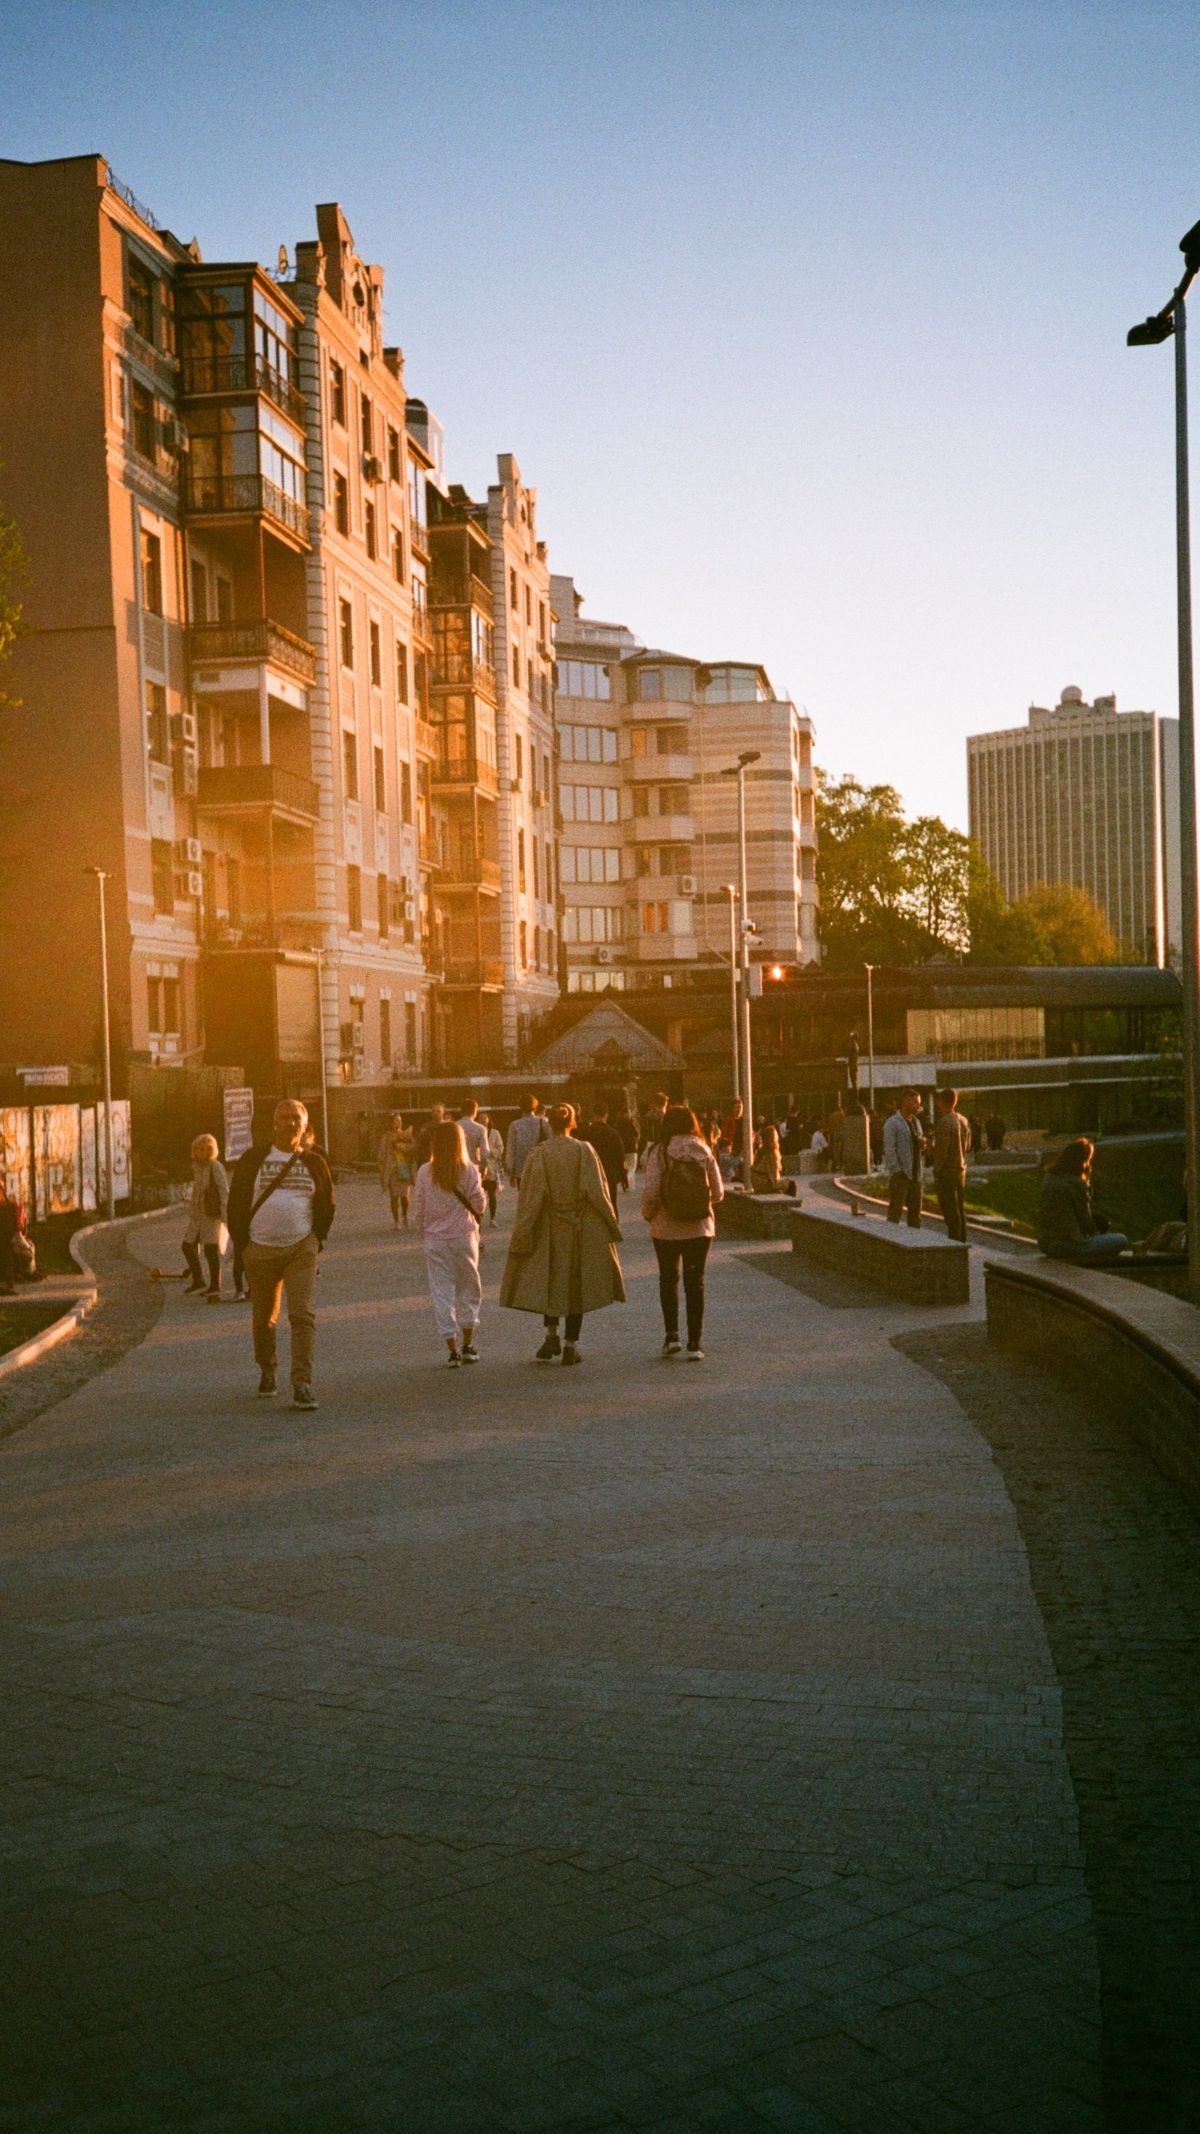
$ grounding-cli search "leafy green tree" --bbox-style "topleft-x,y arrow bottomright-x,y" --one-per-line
1010,882 -> 1119,965
901,816 -> 973,953
815,774 -> 928,968
965,853 -> 1049,964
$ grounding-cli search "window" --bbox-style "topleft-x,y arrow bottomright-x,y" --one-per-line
347,864 -> 362,932
512,646 -> 521,687
562,906 -> 623,944
392,529 -> 404,583
545,843 -> 555,900
377,873 -> 390,937
253,286 -> 298,394
514,732 -> 524,784
387,426 -> 401,483
657,784 -> 689,816
334,473 -> 349,534
151,839 -> 175,914
517,829 -> 526,892
144,681 -> 168,763
657,726 -> 686,754
539,601 -> 547,642
139,529 -> 163,615
360,393 -> 373,455
405,999 -> 417,1060
369,620 -> 382,688
128,256 -> 155,342
130,379 -> 156,461
630,728 -> 648,757
400,758 -> 413,822
339,598 -> 354,668
373,743 -> 385,810
331,361 -> 346,426
532,838 -> 540,897
189,557 -> 207,624
147,967 -> 180,1032
555,659 -> 611,701
365,501 -> 377,560
379,995 -> 392,1061
559,725 -> 617,763
524,584 -> 532,625
395,641 -> 409,704
560,846 -> 620,885
509,567 -> 518,611
560,784 -> 619,824
641,901 -> 670,934
407,459 -> 426,536
342,728 -> 358,800
411,569 -> 427,634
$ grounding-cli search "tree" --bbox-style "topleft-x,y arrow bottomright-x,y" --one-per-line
815,774 -> 928,969
1010,882 -> 1119,965
901,816 -> 973,953
965,852 -> 1049,965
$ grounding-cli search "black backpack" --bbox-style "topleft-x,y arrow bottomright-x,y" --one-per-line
661,1147 -> 712,1222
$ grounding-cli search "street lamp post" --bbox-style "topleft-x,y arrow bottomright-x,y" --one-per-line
723,751 -> 761,1189
1129,217 -> 1200,1302
725,882 -> 740,1105
313,943 -> 331,1154
864,961 -> 876,1174
88,866 -> 115,1220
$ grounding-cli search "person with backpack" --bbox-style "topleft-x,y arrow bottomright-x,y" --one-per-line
412,1118 -> 488,1367
181,1132 -> 229,1301
641,1103 -> 724,1360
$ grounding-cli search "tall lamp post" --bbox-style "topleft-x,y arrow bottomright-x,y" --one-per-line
1129,217 -> 1200,1302
722,751 -> 761,1189
313,943 -> 331,1155
724,882 -> 741,1105
864,961 -> 876,1173
88,866 -> 115,1220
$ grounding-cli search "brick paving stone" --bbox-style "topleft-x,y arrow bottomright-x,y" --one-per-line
0,1187 -> 1188,2128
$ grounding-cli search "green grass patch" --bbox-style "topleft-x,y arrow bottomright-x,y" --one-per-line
0,1301 -> 68,1357
964,1165 -> 1182,1244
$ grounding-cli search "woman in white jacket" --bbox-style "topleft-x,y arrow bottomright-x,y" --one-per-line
641,1105 -> 724,1360
412,1119 -> 488,1367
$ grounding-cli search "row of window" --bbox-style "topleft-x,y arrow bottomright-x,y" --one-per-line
344,866 -> 418,942
562,905 -> 623,944
559,724 -> 617,763
560,844 -> 691,884
560,784 -> 620,824
556,658 -> 612,702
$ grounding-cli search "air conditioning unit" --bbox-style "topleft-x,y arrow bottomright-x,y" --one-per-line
351,1019 -> 365,1048
403,897 -> 416,921
678,874 -> 697,895
595,945 -> 613,965
186,870 -> 203,898
179,747 -> 199,795
178,835 -> 202,865
363,454 -> 384,484
180,710 -> 198,747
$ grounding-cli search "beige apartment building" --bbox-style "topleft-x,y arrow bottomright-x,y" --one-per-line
967,685 -> 1181,967
551,577 -> 819,994
0,154 -> 555,1112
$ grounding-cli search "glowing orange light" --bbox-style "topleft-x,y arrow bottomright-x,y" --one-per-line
769,964 -> 784,981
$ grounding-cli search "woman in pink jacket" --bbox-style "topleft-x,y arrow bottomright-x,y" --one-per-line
412,1120 -> 487,1367
641,1104 -> 724,1360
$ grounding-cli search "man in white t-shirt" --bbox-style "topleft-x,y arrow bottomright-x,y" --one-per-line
227,1098 -> 335,1410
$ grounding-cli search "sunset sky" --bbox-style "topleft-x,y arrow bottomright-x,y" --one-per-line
7,0 -> 1199,827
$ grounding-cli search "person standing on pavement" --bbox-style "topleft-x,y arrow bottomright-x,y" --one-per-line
641,1104 -> 724,1360
181,1133 -> 229,1301
478,1112 -> 504,1225
577,1098 -> 627,1207
932,1088 -> 971,1242
412,1119 -> 487,1367
505,1094 -> 547,1185
228,1098 -> 336,1411
458,1098 -> 490,1176
0,1181 -> 20,1295
377,1113 -> 415,1230
640,1092 -> 669,1168
412,1102 -> 446,1171
883,1088 -> 925,1229
500,1102 -> 624,1366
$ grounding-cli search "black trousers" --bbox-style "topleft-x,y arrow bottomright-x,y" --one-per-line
935,1168 -> 967,1243
183,1240 -> 222,1293
886,1172 -> 922,1229
544,1312 -> 583,1342
653,1236 -> 711,1347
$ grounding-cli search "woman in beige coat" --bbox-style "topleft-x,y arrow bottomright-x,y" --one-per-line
499,1103 -> 624,1365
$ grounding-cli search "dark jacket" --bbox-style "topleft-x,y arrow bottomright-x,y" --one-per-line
578,1118 -> 628,1200
227,1142 -> 336,1252
1036,1172 -> 1098,1259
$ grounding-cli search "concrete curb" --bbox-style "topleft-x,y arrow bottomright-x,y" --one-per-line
822,1172 -> 1038,1252
0,1203 -> 174,1384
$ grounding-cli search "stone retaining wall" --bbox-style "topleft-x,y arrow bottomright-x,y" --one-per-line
789,1202 -> 970,1305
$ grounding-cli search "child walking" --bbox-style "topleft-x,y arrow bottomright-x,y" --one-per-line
412,1119 -> 487,1366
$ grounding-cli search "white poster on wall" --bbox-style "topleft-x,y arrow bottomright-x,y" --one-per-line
96,1101 -> 131,1207
223,1087 -> 255,1164
1,1108 -> 32,1208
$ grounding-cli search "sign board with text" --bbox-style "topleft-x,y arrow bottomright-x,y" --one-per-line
223,1087 -> 255,1163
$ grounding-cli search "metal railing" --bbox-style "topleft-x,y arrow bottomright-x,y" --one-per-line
180,352 -> 306,425
442,957 -> 505,988
187,618 -> 317,684
196,763 -> 320,819
104,162 -> 159,230
439,854 -> 503,890
183,470 -> 310,544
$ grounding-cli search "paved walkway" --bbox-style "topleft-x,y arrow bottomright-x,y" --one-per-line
1,1182 -> 1195,2131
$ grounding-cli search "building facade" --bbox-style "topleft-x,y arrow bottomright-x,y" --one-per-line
967,685 -> 1181,966
551,577 -> 819,997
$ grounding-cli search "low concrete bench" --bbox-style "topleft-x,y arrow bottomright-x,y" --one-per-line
715,1191 -> 800,1240
985,1257 -> 1200,1515
789,1200 -> 970,1305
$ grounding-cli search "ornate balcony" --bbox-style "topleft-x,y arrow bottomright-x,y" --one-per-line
183,469 -> 310,547
197,763 -> 320,824
439,854 -> 503,892
432,755 -> 501,795
188,618 -> 317,686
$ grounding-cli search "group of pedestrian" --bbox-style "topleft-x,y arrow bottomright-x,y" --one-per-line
882,1085 -> 972,1241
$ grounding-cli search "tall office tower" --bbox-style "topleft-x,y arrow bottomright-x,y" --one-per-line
551,576 -> 819,995
967,685 -> 1181,966
487,458 -> 558,1062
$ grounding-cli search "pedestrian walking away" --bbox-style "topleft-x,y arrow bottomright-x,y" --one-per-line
505,1094 -> 548,1185
478,1111 -> 505,1225
500,1102 -> 624,1365
227,1098 -> 336,1410
577,1098 -> 628,1207
932,1086 -> 971,1242
378,1112 -> 415,1229
457,1098 -> 490,1176
412,1120 -> 487,1366
641,1104 -> 724,1359
181,1134 -> 229,1300
884,1088 -> 925,1228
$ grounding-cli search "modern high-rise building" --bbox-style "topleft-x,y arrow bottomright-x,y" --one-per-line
967,686 -> 1181,966
0,154 -> 555,1112
550,577 -> 819,995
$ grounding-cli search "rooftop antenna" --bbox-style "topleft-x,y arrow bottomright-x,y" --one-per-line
277,244 -> 289,277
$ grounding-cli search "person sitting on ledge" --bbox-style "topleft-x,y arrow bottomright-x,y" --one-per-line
1036,1138 -> 1128,1265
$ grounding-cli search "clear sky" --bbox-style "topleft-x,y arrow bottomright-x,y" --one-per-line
6,0 -> 1199,826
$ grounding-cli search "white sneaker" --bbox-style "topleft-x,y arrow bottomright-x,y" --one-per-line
686,1346 -> 705,1362
662,1337 -> 682,1358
